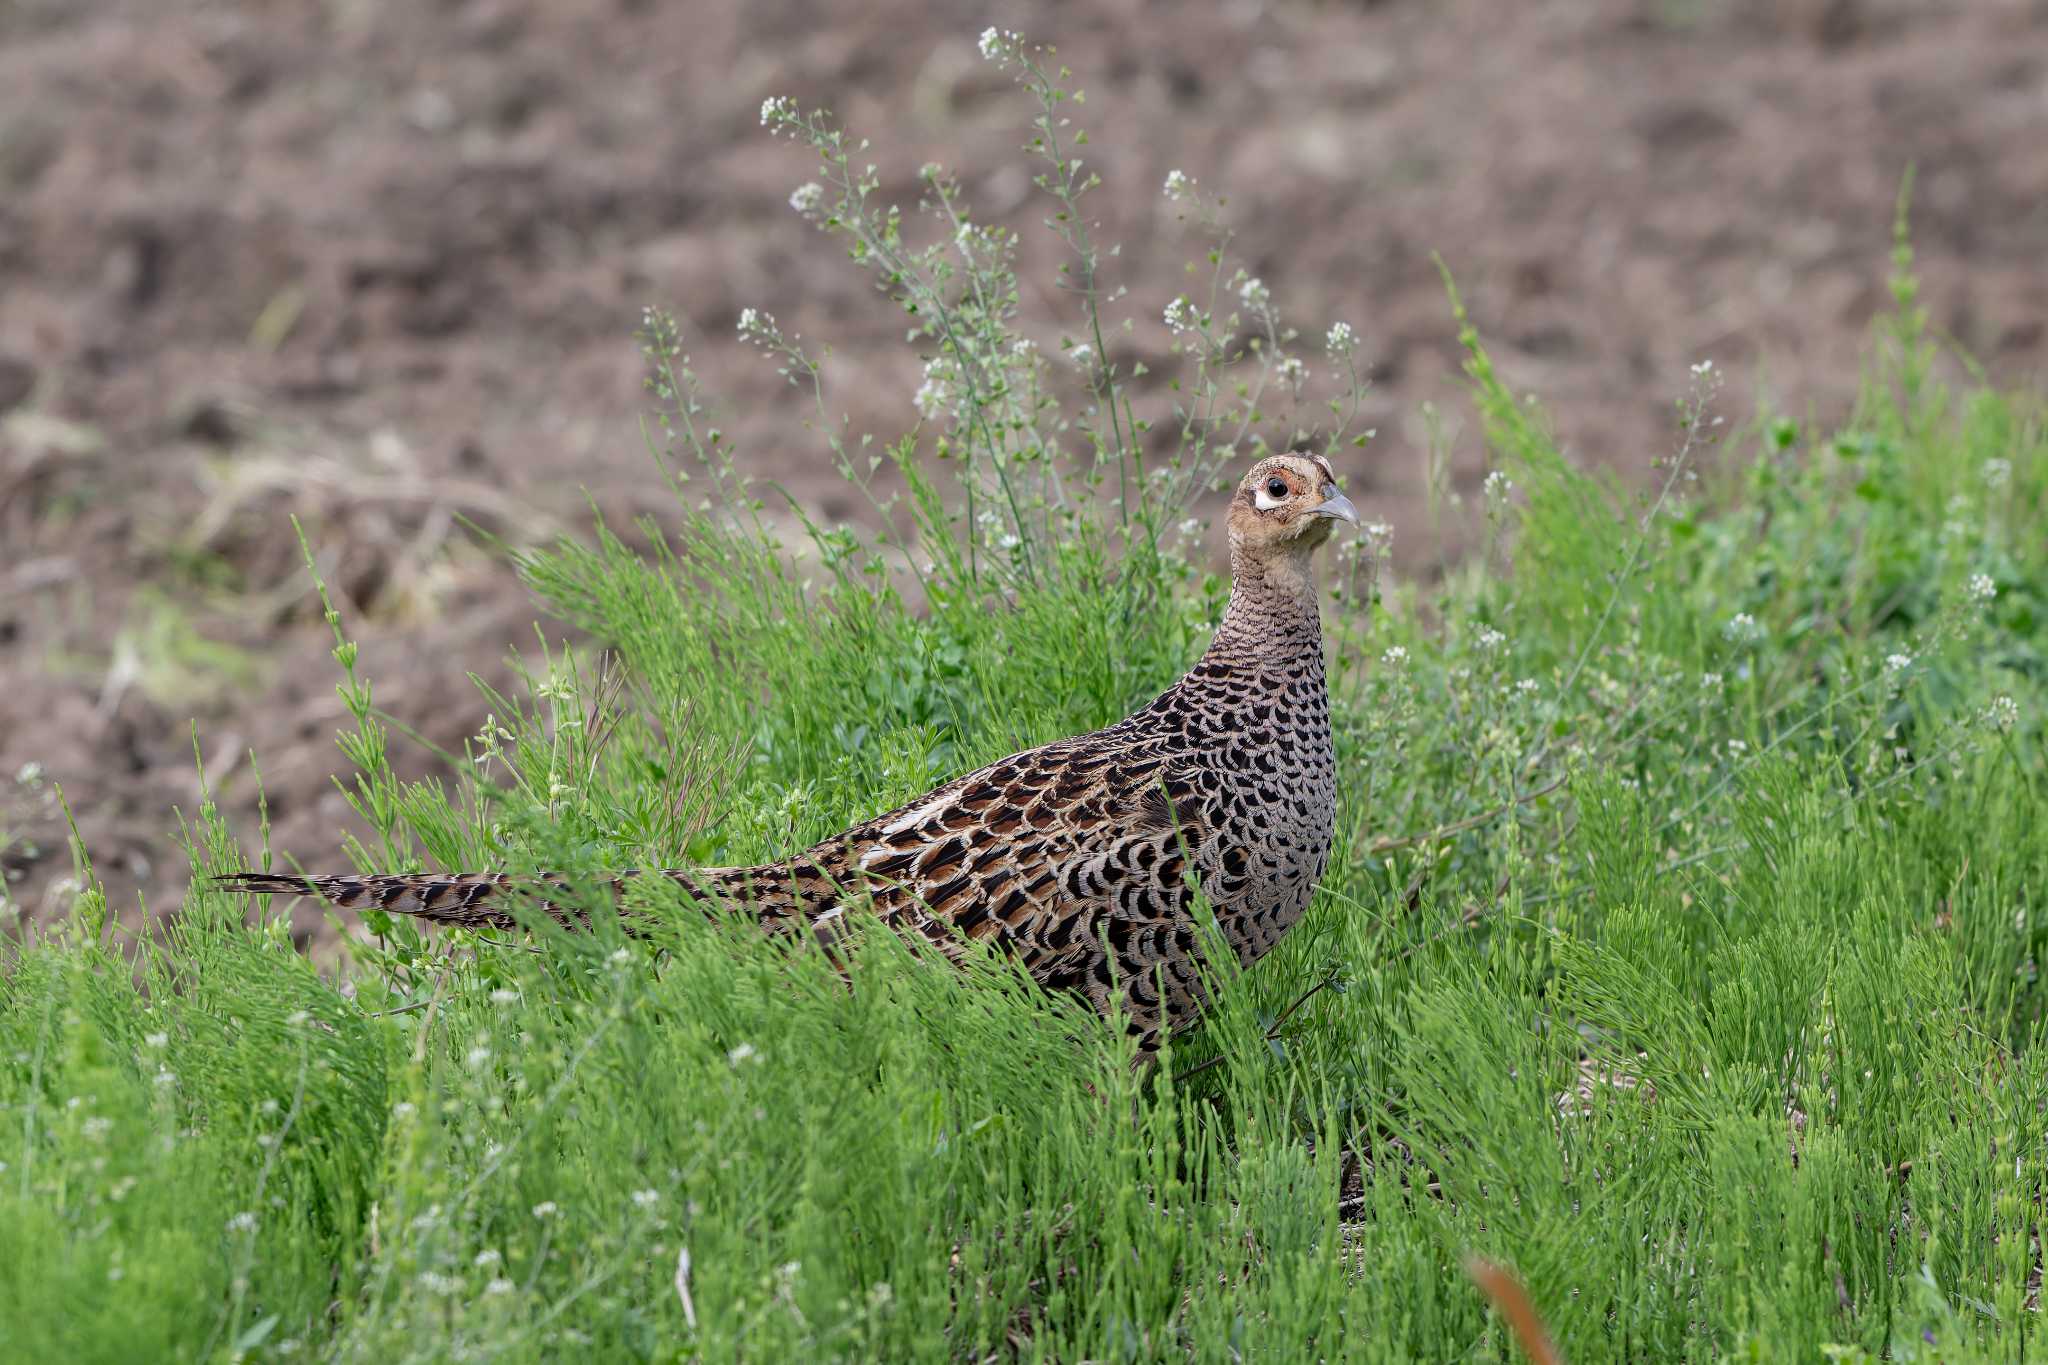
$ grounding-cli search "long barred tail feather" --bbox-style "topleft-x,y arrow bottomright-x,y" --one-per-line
213,871 -> 624,930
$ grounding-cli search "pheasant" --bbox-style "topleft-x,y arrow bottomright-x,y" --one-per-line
222,453 -> 1359,1057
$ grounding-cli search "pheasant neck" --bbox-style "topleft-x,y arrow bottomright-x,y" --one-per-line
1208,542 -> 1326,671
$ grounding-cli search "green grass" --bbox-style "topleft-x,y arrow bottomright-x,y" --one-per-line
5,46 -> 2045,1363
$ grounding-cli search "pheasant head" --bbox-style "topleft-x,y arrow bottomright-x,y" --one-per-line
1225,452 -> 1358,556
1220,452 -> 1359,620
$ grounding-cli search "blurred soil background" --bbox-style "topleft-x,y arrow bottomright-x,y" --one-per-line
2,0 -> 2043,940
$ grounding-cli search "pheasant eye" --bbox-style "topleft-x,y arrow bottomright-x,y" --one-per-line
1264,477 -> 1289,498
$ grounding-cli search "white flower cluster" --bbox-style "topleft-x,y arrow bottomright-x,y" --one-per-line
1982,458 -> 2012,491
1275,355 -> 1308,387
1381,646 -> 1409,667
1983,694 -> 2018,733
914,358 -> 952,421
977,27 -> 1020,65
1163,297 -> 1195,333
788,182 -> 825,217
759,96 -> 797,129
1475,626 -> 1506,652
1237,276 -> 1271,310
1884,652 -> 1913,693
1162,169 -> 1195,200
1362,521 -> 1394,555
1325,321 -> 1356,358
1483,470 -> 1512,500
1967,572 -> 1997,603
1723,612 -> 1763,645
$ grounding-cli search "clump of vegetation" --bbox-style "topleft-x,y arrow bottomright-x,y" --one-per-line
3,33 -> 2042,1363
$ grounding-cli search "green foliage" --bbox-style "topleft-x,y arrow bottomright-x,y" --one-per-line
4,37 -> 2045,1364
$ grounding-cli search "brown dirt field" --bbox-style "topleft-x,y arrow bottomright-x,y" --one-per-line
3,0 -> 2044,940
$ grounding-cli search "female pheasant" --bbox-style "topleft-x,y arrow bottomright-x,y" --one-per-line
223,453 -> 1359,1056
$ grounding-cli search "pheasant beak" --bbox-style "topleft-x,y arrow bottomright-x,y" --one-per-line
1311,488 -> 1360,525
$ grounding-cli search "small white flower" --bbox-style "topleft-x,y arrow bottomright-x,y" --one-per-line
1162,297 -> 1195,333
225,1211 -> 258,1234
486,1277 -> 516,1297
1475,626 -> 1506,652
466,1046 -> 492,1069
1723,612 -> 1762,645
788,182 -> 825,217
489,988 -> 518,1006
1010,337 -> 1036,357
1176,518 -> 1202,541
1700,672 -> 1723,689
1483,470 -> 1513,500
14,761 -> 44,787
1984,695 -> 2019,733
392,1101 -> 417,1121
152,1069 -> 177,1088
1727,738 -> 1749,755
1515,677 -> 1540,696
82,1117 -> 112,1141
1690,358 -> 1715,378
1982,458 -> 2012,491
1275,356 -> 1308,386
977,27 -> 1020,64
1066,342 -> 1094,369
1325,321 -> 1357,357
759,95 -> 797,128
1362,521 -> 1394,554
1237,276 -> 1271,309
532,1201 -> 559,1220
1884,653 -> 1913,674
1163,169 -> 1195,200
475,1250 -> 503,1271
418,1271 -> 461,1296
143,1031 -> 169,1049
914,375 -> 949,421
1967,573 -> 1997,603
633,1188 -> 661,1209
1381,646 -> 1409,667
608,947 -> 632,966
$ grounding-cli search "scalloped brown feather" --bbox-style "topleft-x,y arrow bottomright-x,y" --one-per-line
221,456 -> 1351,1057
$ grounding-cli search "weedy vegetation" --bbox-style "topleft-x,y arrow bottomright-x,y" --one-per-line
3,32 -> 2043,1363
